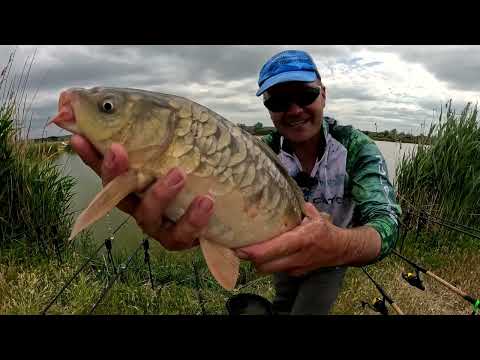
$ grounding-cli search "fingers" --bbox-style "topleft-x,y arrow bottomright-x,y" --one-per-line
133,168 -> 186,232
100,143 -> 130,185
255,251 -> 303,274
235,230 -> 304,264
98,142 -> 141,215
132,166 -> 213,251
157,195 -> 214,251
70,134 -> 103,175
72,138 -> 140,214
303,202 -> 322,220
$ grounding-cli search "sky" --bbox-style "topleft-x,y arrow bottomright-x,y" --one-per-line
1,45 -> 479,139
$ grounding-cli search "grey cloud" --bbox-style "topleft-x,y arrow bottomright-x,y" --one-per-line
2,45 -> 479,139
362,45 -> 480,92
327,83 -> 379,102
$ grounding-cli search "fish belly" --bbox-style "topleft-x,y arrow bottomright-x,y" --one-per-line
163,174 -> 299,249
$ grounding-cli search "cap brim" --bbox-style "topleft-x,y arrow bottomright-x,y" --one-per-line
256,70 -> 318,96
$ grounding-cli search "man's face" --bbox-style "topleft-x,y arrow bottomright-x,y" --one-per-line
263,80 -> 326,143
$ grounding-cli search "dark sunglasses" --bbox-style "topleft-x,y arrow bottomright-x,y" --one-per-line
263,87 -> 321,113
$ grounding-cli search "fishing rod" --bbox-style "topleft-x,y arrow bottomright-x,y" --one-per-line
41,241 -> 106,315
398,197 -> 480,239
41,217 -> 133,315
421,215 -> 480,240
392,250 -> 479,315
361,267 -> 404,315
424,213 -> 480,237
89,239 -> 145,314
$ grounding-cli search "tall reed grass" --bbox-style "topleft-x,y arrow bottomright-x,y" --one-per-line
395,100 -> 480,249
0,49 -> 77,260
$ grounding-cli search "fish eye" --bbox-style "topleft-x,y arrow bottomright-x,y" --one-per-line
101,99 -> 115,113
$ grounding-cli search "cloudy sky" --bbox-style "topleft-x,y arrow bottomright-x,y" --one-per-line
1,45 -> 479,139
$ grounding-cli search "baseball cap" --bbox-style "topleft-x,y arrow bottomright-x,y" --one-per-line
256,50 -> 321,96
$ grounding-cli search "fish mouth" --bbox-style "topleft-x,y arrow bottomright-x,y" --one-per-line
48,89 -> 80,133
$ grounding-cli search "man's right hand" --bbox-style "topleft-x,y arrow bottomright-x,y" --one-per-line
70,134 -> 214,251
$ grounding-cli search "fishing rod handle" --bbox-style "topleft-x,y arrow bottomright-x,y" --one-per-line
391,303 -> 404,315
426,271 -> 468,298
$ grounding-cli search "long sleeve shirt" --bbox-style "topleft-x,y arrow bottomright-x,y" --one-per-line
261,116 -> 402,262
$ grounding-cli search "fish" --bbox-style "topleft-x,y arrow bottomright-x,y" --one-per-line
50,86 -> 306,290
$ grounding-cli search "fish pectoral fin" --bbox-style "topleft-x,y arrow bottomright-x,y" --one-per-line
199,238 -> 240,291
69,170 -> 148,242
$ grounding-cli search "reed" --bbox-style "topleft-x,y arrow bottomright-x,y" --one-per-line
0,50 -> 77,259
395,100 -> 480,250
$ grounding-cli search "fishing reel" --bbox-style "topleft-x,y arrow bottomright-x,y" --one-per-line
361,297 -> 389,316
402,270 -> 425,291
226,293 -> 275,315
472,300 -> 480,316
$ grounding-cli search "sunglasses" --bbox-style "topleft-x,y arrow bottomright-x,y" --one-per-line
263,87 -> 321,113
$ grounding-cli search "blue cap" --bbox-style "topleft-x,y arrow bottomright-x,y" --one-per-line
256,50 -> 321,96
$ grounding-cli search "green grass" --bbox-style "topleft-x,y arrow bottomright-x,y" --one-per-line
0,238 -> 274,315
1,231 -> 477,315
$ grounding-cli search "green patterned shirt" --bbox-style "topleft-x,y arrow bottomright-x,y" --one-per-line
261,116 -> 402,262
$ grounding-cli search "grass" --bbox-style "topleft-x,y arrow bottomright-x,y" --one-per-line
0,50 -> 77,259
332,246 -> 480,315
0,238 -> 274,315
22,140 -> 69,159
1,233 -> 477,315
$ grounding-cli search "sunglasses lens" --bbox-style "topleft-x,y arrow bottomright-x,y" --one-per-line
264,96 -> 288,112
297,87 -> 320,107
264,87 -> 320,112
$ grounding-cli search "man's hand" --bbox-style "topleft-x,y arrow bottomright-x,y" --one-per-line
234,203 -> 382,276
70,134 -> 214,251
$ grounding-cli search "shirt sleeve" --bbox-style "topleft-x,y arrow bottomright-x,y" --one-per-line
347,130 -> 402,262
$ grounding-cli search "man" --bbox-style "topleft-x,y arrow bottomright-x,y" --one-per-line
71,49 -> 401,315
240,49 -> 402,314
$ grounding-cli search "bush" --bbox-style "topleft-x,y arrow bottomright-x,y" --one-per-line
0,50 -> 77,260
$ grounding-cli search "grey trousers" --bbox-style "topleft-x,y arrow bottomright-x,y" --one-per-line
272,266 -> 347,315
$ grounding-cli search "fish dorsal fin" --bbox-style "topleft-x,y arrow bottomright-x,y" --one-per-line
199,238 -> 240,290
69,170 -> 153,242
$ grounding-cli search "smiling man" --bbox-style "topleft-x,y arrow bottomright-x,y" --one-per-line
234,49 -> 402,314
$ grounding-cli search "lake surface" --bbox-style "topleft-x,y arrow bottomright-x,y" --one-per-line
55,140 -> 417,254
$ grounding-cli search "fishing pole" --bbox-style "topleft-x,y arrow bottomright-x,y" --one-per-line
398,197 -> 480,239
421,215 -> 480,240
392,250 -> 479,315
143,238 -> 154,289
41,241 -> 106,315
40,214 -> 134,314
89,239 -> 145,314
424,213 -> 480,237
361,267 -> 404,315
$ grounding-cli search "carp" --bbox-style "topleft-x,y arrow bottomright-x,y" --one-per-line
51,87 -> 306,290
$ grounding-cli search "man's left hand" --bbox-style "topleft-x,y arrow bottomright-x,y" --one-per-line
234,203 -> 350,277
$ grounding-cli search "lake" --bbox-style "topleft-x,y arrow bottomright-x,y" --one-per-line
55,140 -> 417,254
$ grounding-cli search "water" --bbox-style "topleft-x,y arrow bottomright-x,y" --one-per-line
375,141 -> 417,184
55,140 -> 417,253
56,152 -> 148,255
